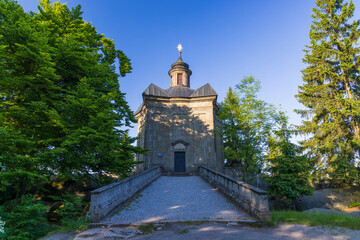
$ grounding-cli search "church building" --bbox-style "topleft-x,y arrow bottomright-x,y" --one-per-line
135,45 -> 224,173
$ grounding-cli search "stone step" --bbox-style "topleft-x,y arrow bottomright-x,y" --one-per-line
169,172 -> 190,176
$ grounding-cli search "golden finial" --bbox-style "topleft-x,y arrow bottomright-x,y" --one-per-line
177,43 -> 183,57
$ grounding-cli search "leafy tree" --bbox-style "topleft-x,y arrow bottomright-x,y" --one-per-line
296,0 -> 360,183
265,112 -> 313,207
219,76 -> 275,182
49,193 -> 87,230
0,195 -> 49,240
0,0 -> 143,197
0,0 -> 51,198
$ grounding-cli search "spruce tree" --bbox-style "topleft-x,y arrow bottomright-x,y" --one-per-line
219,76 -> 275,182
265,112 -> 313,207
296,0 -> 360,183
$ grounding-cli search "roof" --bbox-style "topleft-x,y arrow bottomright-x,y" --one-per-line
142,83 -> 217,98
171,56 -> 189,70
134,102 -> 144,115
166,86 -> 194,97
143,84 -> 170,97
190,83 -> 217,97
135,83 -> 218,115
176,56 -> 184,63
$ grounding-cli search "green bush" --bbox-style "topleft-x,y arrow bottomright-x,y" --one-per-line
349,202 -> 360,208
50,193 -> 88,231
0,195 -> 49,240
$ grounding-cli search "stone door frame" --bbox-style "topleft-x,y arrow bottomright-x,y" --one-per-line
171,140 -> 189,173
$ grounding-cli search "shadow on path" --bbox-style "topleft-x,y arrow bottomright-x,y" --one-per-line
103,176 -> 253,224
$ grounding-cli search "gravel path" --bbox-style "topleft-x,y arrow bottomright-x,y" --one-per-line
53,222 -> 360,240
132,223 -> 360,240
103,176 -> 253,224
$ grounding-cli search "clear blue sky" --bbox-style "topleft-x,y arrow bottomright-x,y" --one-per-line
16,0 -> 360,141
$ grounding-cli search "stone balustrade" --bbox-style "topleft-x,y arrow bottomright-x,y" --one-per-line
198,166 -> 272,221
88,166 -> 163,222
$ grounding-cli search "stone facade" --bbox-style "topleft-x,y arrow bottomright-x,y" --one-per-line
135,53 -> 224,173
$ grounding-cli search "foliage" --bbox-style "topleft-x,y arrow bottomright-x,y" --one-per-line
219,76 -> 275,182
0,217 -> 5,239
295,0 -> 360,183
0,195 -> 49,240
0,0 -> 49,199
349,202 -> 360,208
49,193 -> 87,229
138,223 -> 157,234
272,210 -> 360,230
265,112 -> 313,206
0,0 -> 144,198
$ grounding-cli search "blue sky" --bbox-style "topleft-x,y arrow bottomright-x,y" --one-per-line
17,0 -> 360,140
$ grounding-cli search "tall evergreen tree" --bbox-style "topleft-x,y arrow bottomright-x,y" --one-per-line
265,112 -> 313,207
0,0 -> 143,197
296,0 -> 360,183
219,76 -> 275,182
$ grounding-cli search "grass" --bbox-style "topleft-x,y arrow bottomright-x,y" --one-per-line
271,210 -> 360,230
44,218 -> 89,238
349,202 -> 360,208
182,221 -> 205,226
138,223 -> 157,234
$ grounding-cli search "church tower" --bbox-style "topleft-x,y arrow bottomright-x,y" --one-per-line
169,44 -> 192,88
135,45 -> 224,174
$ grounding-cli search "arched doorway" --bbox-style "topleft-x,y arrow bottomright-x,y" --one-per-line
172,141 -> 188,173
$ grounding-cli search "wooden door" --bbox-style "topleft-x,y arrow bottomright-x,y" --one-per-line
174,152 -> 185,172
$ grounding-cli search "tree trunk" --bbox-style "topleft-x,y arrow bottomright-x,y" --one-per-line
16,180 -> 27,199
344,80 -> 360,139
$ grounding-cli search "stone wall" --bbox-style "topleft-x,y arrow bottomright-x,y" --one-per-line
198,166 -> 272,221
136,97 -> 224,173
87,166 -> 162,222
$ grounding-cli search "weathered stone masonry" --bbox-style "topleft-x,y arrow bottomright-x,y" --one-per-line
198,166 -> 272,221
135,52 -> 224,173
88,166 -> 162,222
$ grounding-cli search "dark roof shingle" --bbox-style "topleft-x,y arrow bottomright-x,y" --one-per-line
190,83 -> 217,97
134,102 -> 144,115
136,83 -> 218,115
165,86 -> 194,97
142,83 -> 217,98
143,84 -> 169,97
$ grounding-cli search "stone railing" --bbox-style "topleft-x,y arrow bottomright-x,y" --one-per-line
88,166 -> 162,222
198,166 -> 272,221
